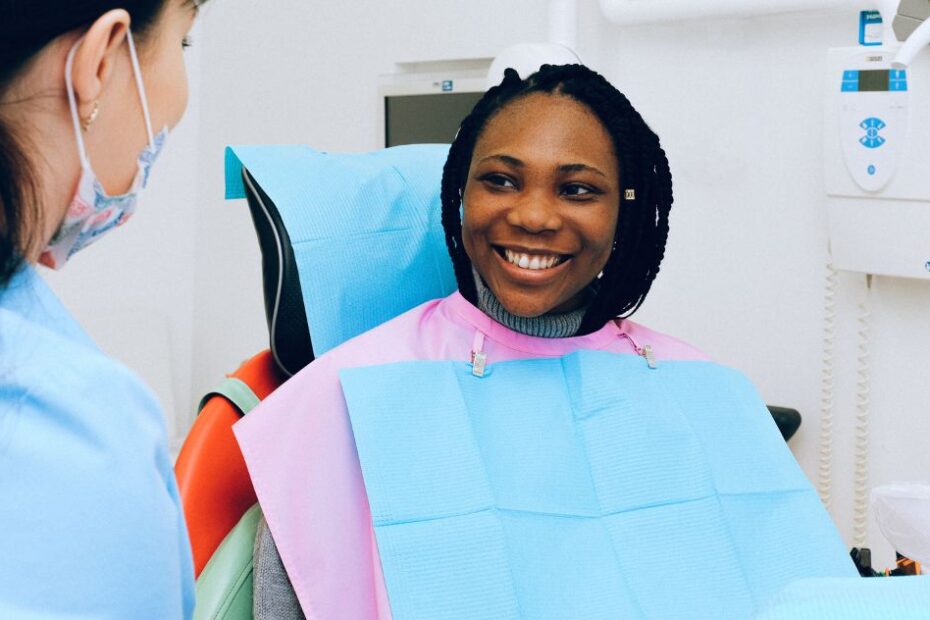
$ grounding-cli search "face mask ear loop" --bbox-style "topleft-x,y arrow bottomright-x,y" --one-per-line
64,38 -> 91,171
125,29 -> 156,146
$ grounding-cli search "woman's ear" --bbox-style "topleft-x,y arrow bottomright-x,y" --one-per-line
69,9 -> 131,115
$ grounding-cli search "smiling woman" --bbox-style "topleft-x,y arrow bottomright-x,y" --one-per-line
462,92 -> 620,318
443,64 -> 673,334
228,65 -> 858,620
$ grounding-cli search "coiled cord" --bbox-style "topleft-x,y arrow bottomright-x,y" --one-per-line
852,275 -> 873,547
818,264 -> 838,510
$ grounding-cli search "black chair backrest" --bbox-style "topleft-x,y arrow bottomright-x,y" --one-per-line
241,167 -> 314,377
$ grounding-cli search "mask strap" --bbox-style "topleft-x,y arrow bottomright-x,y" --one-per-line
125,29 -> 156,146
64,28 -> 156,171
64,38 -> 91,170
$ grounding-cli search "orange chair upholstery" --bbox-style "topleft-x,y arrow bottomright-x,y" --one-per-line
175,349 -> 286,577
176,167 -> 319,578
175,167 -> 317,578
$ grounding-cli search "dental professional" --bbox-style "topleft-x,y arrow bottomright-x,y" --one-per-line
0,1 -> 205,616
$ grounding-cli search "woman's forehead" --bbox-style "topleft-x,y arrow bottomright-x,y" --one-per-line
472,93 -> 618,172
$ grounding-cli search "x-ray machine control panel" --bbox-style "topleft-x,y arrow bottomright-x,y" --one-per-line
838,61 -> 908,192
825,47 -> 930,280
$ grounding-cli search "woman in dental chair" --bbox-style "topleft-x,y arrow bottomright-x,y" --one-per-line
234,64 -> 856,619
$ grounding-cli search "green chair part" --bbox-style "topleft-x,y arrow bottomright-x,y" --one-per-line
194,503 -> 262,620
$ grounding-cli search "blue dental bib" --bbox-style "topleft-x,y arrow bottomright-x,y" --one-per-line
340,351 -> 856,619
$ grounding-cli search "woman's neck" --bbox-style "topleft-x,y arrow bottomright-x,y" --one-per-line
472,268 -> 587,339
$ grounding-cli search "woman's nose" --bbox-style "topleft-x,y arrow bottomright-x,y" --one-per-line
505,192 -> 562,233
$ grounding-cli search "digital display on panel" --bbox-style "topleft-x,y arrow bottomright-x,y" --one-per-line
858,70 -> 890,92
385,92 -> 484,147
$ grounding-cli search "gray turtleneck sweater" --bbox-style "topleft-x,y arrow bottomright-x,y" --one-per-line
252,281 -> 589,619
473,268 -> 587,339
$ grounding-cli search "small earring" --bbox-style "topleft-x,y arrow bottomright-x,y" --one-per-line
81,100 -> 100,132
624,189 -> 636,201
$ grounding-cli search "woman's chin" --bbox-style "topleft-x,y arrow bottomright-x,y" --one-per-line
495,294 -> 559,319
483,274 -> 587,318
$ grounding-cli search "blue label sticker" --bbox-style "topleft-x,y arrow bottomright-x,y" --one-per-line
859,10 -> 883,47
441,80 -> 453,92
867,165 -> 876,175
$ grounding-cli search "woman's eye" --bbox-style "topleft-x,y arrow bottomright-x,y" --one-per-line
182,36 -> 193,50
562,183 -> 598,198
482,174 -> 517,189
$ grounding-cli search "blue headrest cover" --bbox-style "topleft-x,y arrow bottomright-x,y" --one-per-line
225,144 -> 457,356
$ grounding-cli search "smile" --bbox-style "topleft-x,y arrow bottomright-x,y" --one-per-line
495,246 -> 571,271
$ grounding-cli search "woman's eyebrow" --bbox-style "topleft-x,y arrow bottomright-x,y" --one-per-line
559,163 -> 607,178
478,154 -> 524,167
478,155 -> 607,179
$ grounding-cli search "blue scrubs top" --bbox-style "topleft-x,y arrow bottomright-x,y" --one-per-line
0,266 -> 194,618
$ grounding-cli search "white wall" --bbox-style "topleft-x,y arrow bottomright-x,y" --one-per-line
47,0 -> 930,571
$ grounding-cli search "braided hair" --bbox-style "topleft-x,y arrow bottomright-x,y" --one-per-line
441,64 -> 673,333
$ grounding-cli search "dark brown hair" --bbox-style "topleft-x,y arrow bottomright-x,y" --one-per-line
0,1 -> 196,286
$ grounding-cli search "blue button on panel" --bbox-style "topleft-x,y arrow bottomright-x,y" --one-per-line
861,135 -> 886,148
860,117 -> 887,149
890,80 -> 908,92
842,81 -> 859,92
867,165 -> 876,175
891,69 -> 907,80
843,70 -> 860,81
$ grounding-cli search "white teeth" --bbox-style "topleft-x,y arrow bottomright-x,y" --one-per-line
502,248 -> 563,271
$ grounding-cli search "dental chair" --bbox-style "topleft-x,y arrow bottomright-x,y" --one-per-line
178,144 -> 456,618
174,167 -> 311,581
177,144 -> 807,619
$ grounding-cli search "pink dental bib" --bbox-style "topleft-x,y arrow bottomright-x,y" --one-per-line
234,292 -> 708,619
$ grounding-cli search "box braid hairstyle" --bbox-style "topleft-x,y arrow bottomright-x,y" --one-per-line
440,64 -> 673,334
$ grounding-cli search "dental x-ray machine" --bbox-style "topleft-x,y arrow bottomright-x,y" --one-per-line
820,0 -> 930,569
825,1 -> 930,280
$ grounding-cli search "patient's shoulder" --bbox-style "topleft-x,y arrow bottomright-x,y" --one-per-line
615,319 -> 710,362
255,295 -> 453,415
315,296 -> 446,367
